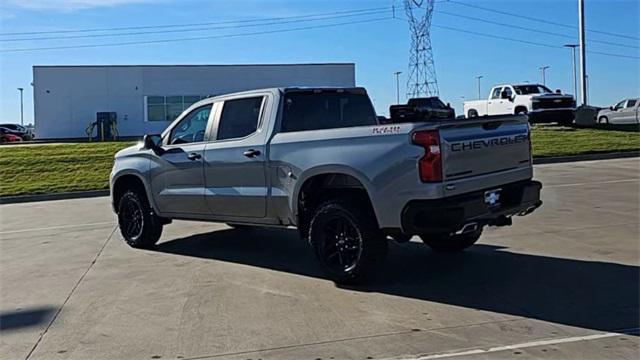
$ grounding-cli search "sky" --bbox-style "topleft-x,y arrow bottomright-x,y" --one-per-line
0,0 -> 638,125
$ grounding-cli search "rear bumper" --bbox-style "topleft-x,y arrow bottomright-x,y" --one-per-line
401,180 -> 542,235
529,109 -> 574,123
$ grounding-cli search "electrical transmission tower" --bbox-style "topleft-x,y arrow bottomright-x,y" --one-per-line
404,0 -> 438,98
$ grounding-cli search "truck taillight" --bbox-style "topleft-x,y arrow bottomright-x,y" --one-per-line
412,130 -> 442,182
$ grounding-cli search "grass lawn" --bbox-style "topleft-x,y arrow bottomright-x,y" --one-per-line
531,124 -> 639,157
0,142 -> 135,197
0,125 -> 638,197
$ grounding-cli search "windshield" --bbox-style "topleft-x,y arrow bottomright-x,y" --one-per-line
513,85 -> 553,95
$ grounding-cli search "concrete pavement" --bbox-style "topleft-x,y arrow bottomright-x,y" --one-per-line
1,158 -> 638,359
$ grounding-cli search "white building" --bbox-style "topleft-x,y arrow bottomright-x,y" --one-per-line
33,63 -> 356,139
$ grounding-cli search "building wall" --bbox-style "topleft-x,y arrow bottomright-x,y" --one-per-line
33,64 -> 356,139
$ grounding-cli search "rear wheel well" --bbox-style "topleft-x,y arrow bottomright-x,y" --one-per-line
112,175 -> 147,213
297,173 -> 376,239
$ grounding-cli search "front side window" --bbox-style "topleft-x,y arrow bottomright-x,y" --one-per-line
168,105 -> 212,145
491,88 -> 502,99
281,91 -> 378,132
614,101 -> 626,110
217,97 -> 264,140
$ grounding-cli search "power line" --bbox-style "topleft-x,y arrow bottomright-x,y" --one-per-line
436,10 -> 639,50
446,0 -> 640,41
430,23 -> 640,60
0,6 -> 390,36
0,10 -> 390,42
0,17 -> 392,53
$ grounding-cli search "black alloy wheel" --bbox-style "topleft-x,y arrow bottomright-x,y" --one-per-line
318,215 -> 363,273
120,195 -> 144,240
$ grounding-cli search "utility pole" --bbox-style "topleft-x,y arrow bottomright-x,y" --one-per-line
578,0 -> 587,105
564,44 -> 579,98
17,87 -> 24,126
475,75 -> 483,100
539,65 -> 550,86
394,71 -> 402,104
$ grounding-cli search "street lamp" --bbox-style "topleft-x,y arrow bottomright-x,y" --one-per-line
475,75 -> 483,100
564,44 -> 579,98
17,87 -> 24,126
538,65 -> 550,86
393,71 -> 402,104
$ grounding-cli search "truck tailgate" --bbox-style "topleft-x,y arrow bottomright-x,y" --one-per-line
438,115 -> 531,180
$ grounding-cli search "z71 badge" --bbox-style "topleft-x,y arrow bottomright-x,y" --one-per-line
372,126 -> 401,135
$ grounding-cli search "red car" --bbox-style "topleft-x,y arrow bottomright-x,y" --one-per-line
0,127 -> 22,143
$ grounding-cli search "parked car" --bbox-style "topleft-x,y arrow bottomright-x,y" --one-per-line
597,98 -> 639,124
0,128 -> 23,143
0,123 -> 34,141
463,84 -> 575,125
110,87 -> 541,284
389,97 -> 455,123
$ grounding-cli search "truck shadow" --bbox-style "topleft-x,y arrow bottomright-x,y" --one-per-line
153,227 -> 639,334
0,306 -> 56,332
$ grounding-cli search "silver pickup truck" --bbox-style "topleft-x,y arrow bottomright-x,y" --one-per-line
110,87 -> 542,284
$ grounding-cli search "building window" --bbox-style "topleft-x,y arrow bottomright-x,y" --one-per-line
145,95 -> 211,122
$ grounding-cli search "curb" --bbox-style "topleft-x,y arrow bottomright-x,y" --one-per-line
532,151 -> 639,164
0,190 -> 109,205
0,152 -> 638,205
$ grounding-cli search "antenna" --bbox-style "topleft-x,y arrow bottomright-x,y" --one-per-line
404,0 -> 438,98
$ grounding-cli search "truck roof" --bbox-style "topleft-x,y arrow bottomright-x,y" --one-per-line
209,86 -> 367,99
189,87 -> 369,109
493,83 -> 543,88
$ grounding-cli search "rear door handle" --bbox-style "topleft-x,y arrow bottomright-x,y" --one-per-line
243,149 -> 261,158
187,152 -> 201,160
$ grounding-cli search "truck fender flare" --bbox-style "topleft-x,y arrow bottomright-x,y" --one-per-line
290,165 -> 377,221
111,170 -> 159,215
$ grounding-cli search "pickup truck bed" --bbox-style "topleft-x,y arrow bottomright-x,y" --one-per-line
111,87 -> 541,284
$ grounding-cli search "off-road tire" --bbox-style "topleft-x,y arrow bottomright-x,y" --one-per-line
420,228 -> 482,253
467,109 -> 478,118
309,197 -> 387,284
118,189 -> 163,248
598,116 -> 609,124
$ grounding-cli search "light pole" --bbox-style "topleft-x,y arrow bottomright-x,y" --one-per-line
564,44 -> 578,98
475,75 -> 483,100
578,0 -> 587,105
17,87 -> 24,126
393,71 -> 402,104
539,65 -> 550,86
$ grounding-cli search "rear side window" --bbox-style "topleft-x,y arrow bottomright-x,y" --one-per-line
217,96 -> 264,140
281,91 -> 378,133
626,99 -> 637,108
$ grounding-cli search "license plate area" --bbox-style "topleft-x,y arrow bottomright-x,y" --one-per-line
484,188 -> 502,208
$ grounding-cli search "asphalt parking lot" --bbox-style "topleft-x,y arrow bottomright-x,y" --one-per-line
1,158 -> 638,360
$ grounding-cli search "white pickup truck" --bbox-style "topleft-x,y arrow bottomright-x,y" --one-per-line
464,84 -> 575,125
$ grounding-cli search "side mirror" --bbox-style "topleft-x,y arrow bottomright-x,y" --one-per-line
142,134 -> 162,150
609,106 -> 614,111
446,102 -> 451,108
555,89 -> 562,94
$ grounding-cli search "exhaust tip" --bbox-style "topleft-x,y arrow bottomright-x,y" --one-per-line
457,222 -> 479,235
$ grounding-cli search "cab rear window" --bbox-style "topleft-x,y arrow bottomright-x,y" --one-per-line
281,91 -> 378,132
